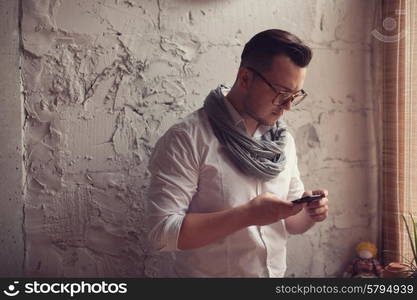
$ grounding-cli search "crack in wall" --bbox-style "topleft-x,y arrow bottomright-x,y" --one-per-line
156,0 -> 162,31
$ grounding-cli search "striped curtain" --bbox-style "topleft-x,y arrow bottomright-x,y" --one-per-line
378,0 -> 417,265
402,0 -> 417,265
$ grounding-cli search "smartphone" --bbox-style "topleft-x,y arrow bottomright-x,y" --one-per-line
291,194 -> 325,204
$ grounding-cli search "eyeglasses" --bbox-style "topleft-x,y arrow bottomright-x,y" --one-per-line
246,66 -> 307,107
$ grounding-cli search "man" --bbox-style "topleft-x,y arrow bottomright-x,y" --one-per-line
147,29 -> 329,277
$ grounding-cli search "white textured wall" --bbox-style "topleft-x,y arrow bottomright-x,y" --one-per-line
18,0 -> 379,277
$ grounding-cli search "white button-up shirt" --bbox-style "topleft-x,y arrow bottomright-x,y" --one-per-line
147,88 -> 305,277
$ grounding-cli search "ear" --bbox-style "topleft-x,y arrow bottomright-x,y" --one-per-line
237,67 -> 252,89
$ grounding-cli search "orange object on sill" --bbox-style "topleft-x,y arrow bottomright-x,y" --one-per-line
383,262 -> 412,278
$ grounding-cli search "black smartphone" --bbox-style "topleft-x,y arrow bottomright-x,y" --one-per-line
291,194 -> 325,204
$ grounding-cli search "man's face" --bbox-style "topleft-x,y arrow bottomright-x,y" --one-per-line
241,55 -> 307,126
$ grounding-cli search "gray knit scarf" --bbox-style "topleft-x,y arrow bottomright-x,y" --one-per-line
203,85 -> 288,181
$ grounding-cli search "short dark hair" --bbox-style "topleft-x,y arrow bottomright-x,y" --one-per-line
240,29 -> 312,72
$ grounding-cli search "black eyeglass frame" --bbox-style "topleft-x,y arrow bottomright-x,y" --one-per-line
246,66 -> 307,107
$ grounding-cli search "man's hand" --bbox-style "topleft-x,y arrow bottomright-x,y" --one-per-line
245,192 -> 303,226
301,189 -> 329,222
177,191 -> 302,250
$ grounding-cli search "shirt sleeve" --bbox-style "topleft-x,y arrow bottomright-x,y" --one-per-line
146,127 -> 199,252
286,134 -> 305,201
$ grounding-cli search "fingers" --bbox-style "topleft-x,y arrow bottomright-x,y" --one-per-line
307,197 -> 328,209
302,189 -> 329,198
306,197 -> 329,222
297,189 -> 329,222
312,189 -> 328,197
306,205 -> 327,216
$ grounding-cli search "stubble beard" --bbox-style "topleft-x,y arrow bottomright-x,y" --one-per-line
244,106 -> 279,126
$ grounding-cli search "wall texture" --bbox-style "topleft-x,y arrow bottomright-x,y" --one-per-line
16,0 -> 379,277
